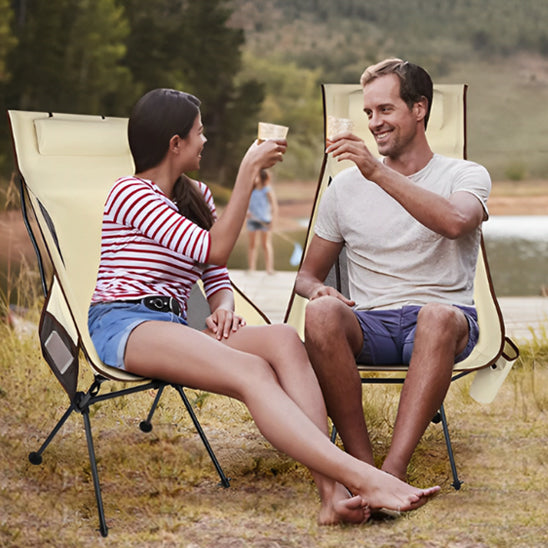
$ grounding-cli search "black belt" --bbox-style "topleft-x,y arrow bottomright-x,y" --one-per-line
119,296 -> 182,316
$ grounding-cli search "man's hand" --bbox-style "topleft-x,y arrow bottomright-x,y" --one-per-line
326,134 -> 380,180
309,284 -> 356,307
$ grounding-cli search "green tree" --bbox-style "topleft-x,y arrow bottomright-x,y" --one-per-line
123,0 -> 265,186
121,0 -> 191,93
240,52 -> 324,180
178,0 -> 265,186
5,0 -> 133,115
0,0 -> 16,84
1,0 -> 134,176
0,0 -> 17,172
64,0 -> 135,115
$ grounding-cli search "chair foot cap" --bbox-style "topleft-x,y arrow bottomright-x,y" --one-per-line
29,452 -> 42,465
139,421 -> 153,432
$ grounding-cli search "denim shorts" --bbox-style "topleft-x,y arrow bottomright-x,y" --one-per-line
88,301 -> 188,370
246,219 -> 270,232
353,304 -> 479,366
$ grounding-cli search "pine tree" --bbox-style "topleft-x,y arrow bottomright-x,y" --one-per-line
0,0 -> 17,84
5,0 -> 133,115
178,0 -> 265,186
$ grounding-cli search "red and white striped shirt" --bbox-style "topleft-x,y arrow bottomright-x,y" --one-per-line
91,176 -> 232,319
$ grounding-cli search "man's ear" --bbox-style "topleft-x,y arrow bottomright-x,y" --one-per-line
414,97 -> 428,125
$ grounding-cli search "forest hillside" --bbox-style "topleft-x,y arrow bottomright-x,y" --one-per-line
1,0 -> 547,183
229,0 -> 548,181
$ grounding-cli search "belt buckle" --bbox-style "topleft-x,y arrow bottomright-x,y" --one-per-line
148,296 -> 167,312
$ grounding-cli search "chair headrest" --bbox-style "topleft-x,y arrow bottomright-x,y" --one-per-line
34,117 -> 129,157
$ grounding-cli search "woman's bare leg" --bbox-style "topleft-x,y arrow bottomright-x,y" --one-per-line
125,322 -> 440,520
219,324 -> 368,524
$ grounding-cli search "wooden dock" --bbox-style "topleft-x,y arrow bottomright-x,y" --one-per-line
230,270 -> 548,343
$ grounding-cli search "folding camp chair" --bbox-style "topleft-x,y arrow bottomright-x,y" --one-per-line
284,83 -> 519,489
8,109 -> 270,536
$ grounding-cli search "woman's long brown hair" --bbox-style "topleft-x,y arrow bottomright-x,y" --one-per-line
172,175 -> 214,230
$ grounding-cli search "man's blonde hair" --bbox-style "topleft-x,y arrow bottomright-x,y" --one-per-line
360,58 -> 406,87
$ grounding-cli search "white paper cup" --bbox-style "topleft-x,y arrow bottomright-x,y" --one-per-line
258,122 -> 289,141
326,116 -> 354,140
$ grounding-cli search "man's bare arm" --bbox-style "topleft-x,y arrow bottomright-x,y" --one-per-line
327,135 -> 486,239
295,235 -> 355,306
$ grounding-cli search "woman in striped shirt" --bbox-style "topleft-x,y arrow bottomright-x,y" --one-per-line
88,88 -> 439,525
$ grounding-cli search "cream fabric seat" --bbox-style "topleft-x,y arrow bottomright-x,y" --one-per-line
8,110 -> 269,536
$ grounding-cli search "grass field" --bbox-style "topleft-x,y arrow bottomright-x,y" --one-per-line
1,314 -> 547,547
438,54 -> 548,182
1,156 -> 547,547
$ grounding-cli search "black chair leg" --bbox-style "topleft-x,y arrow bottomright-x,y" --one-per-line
29,404 -> 75,465
139,385 -> 165,432
438,404 -> 463,490
82,408 -> 109,537
173,385 -> 230,488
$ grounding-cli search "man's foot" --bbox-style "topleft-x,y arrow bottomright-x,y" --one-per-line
318,493 -> 371,526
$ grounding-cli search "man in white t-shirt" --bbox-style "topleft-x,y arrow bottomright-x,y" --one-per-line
295,59 -> 491,482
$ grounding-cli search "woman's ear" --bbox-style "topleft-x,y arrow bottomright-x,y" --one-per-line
169,134 -> 182,153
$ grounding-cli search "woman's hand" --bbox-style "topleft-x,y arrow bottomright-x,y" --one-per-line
243,138 -> 287,170
205,307 -> 247,340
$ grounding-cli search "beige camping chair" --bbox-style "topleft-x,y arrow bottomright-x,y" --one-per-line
8,109 -> 269,536
284,83 -> 519,489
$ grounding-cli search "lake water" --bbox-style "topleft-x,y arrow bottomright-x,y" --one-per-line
482,215 -> 548,296
1,216 -> 547,305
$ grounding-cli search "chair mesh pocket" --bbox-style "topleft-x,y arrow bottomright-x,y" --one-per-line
39,310 -> 79,401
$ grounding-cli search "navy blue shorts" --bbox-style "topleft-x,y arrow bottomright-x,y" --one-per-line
353,304 -> 479,365
88,301 -> 188,370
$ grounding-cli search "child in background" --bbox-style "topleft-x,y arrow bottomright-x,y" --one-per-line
246,169 -> 278,274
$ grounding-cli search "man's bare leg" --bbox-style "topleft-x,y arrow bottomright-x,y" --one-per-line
304,296 -> 375,464
382,303 -> 470,480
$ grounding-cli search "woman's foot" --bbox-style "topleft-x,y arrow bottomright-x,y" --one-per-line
353,468 -> 440,515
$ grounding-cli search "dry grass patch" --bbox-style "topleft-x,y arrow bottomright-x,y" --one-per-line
1,317 -> 547,547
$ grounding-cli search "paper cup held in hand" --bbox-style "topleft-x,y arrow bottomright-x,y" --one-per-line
258,122 -> 289,141
327,116 -> 354,140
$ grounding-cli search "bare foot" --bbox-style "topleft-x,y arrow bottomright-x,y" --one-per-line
318,489 -> 371,526
352,468 -> 440,514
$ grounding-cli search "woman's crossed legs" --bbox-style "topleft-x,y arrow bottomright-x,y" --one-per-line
124,321 -> 440,524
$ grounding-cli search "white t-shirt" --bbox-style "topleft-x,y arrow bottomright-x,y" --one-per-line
314,154 -> 491,310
